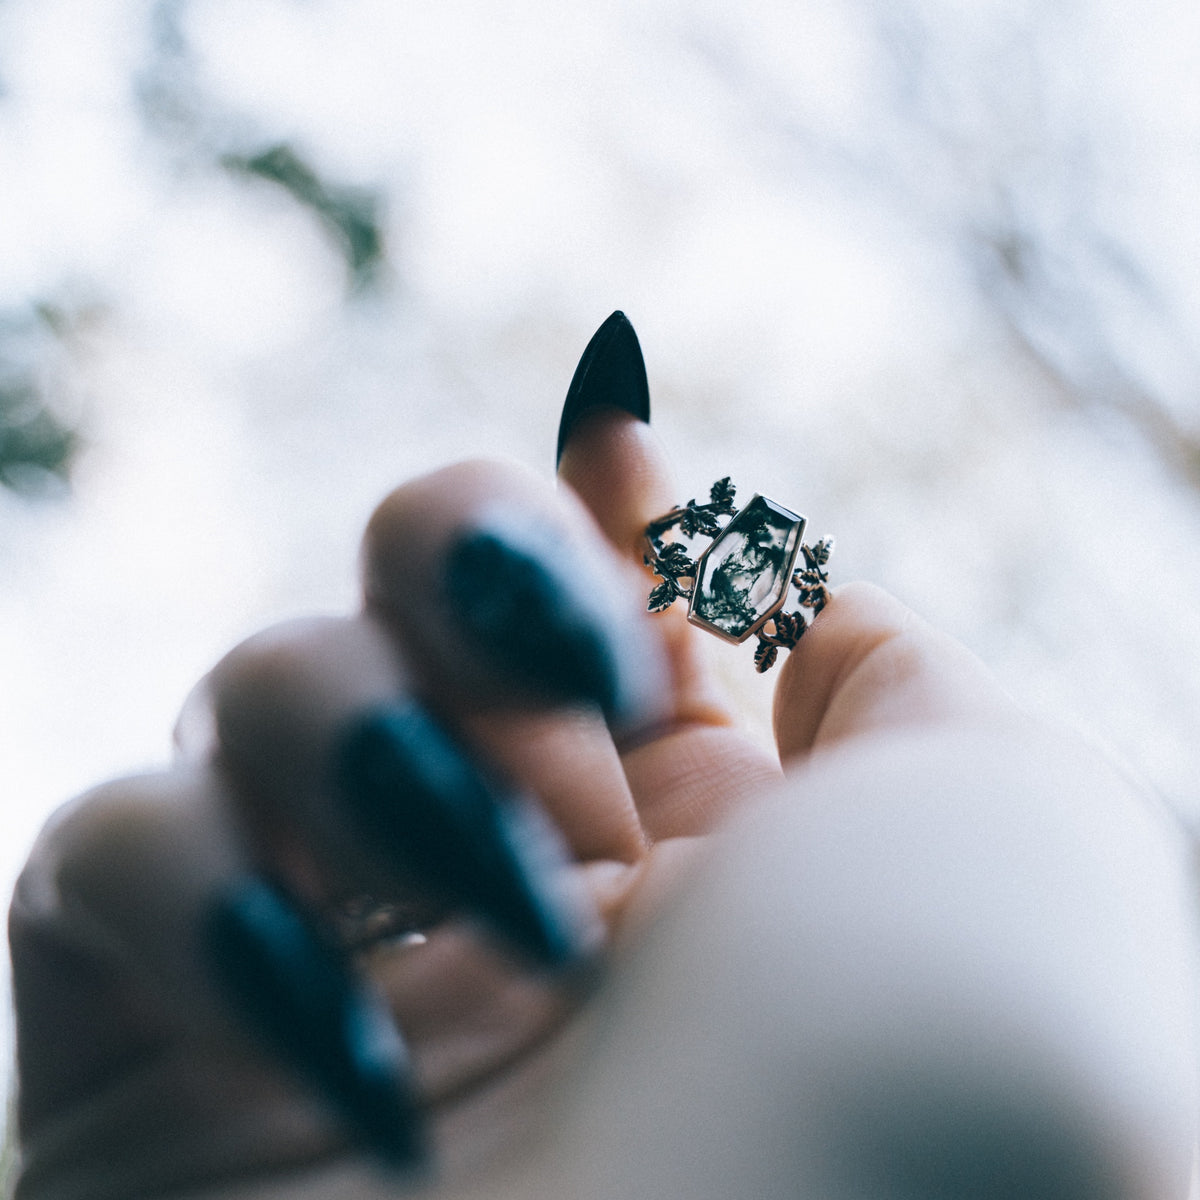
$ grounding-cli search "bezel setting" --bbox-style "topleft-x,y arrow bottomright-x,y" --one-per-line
687,495 -> 806,644
643,477 -> 834,673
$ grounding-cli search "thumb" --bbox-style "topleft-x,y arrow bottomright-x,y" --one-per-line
773,582 -> 1024,762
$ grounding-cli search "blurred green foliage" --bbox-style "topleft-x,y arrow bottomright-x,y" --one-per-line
0,379 -> 78,494
0,306 -> 82,497
137,4 -> 389,291
221,144 -> 386,289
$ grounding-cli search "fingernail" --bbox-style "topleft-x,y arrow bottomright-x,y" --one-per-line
205,877 -> 426,1169
442,513 -> 641,721
337,704 -> 593,969
556,310 -> 650,467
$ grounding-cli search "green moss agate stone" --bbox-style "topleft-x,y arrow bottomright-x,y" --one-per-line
689,496 -> 805,642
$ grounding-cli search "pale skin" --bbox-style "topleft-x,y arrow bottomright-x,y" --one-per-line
8,410 -> 1199,1200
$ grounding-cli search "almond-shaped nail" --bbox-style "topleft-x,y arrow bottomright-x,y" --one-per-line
337,703 -> 594,969
441,512 -> 660,729
556,311 -> 650,466
205,876 -> 425,1169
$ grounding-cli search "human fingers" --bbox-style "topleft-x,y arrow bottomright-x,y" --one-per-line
554,315 -> 783,837
207,612 -> 594,949
11,612 -> 623,1198
553,315 -> 1027,778
205,606 -> 733,1188
358,458 -> 654,862
772,581 -> 1024,762
8,770 -> 420,1200
360,446 -> 774,849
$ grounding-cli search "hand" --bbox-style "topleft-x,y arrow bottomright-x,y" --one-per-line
9,322 -> 1197,1200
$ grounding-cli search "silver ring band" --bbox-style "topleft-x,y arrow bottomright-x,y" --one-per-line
644,477 -> 834,673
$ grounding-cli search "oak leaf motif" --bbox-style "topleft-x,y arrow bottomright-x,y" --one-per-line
658,542 -> 695,575
647,582 -> 676,613
710,476 -> 737,508
754,642 -> 779,673
773,610 -> 800,646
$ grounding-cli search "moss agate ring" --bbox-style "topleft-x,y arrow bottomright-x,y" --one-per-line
643,477 -> 835,674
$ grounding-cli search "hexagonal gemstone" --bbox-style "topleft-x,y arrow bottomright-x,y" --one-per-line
689,495 -> 806,642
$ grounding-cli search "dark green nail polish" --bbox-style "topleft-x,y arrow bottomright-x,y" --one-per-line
338,704 -> 586,969
206,877 -> 425,1168
443,522 -> 625,720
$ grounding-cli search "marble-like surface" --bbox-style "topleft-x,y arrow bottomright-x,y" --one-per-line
691,496 -> 804,640
3,0 -> 1200,1163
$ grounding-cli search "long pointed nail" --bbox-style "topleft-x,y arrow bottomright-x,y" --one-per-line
442,513 -> 646,722
556,311 -> 650,467
337,704 -> 594,969
205,877 -> 425,1169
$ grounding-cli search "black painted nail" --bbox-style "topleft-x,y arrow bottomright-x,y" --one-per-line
442,515 -> 637,721
555,310 -> 650,467
205,877 -> 425,1169
338,704 -> 590,969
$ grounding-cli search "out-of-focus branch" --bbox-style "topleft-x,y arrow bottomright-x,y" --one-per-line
221,144 -> 386,290
136,0 -> 389,292
0,304 -> 85,497
677,2 -> 1200,494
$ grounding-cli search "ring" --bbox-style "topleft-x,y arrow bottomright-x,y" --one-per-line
332,895 -> 429,952
643,477 -> 834,673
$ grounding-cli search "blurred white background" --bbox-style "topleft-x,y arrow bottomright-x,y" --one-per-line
3,0 -> 1200,1158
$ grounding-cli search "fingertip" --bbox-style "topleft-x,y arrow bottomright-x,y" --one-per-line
19,771 -> 233,930
557,408 -> 678,561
